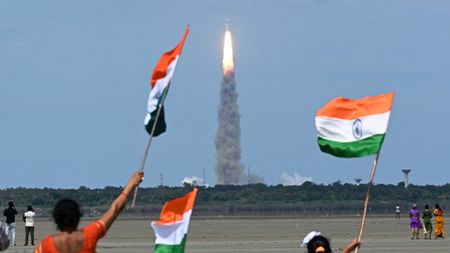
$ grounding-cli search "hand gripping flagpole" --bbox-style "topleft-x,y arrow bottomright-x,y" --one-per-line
354,152 -> 380,253
131,85 -> 171,208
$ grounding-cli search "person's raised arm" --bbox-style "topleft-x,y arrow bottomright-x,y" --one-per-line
100,171 -> 144,231
342,238 -> 361,253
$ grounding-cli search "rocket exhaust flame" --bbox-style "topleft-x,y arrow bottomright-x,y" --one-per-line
222,30 -> 234,74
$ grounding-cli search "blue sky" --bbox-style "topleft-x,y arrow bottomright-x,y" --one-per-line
1,0 -> 450,188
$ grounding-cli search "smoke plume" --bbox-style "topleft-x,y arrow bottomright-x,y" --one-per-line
181,176 -> 203,187
215,70 -> 245,184
280,172 -> 313,186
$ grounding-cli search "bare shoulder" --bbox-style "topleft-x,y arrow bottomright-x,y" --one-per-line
53,231 -> 84,253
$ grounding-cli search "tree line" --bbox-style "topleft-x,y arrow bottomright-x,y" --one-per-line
1,182 -> 448,217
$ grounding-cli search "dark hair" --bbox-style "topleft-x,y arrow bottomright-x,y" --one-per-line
425,204 -> 429,209
8,202 -> 13,208
52,198 -> 82,231
307,235 -> 332,253
27,205 -> 33,211
435,203 -> 441,210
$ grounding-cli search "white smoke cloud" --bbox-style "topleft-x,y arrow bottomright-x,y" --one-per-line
280,172 -> 313,186
181,176 -> 204,187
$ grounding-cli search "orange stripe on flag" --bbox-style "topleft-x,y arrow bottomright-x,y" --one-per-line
150,27 -> 189,87
316,92 -> 395,120
158,188 -> 198,224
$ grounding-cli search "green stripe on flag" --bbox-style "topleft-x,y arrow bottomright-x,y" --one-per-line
318,134 -> 385,158
154,235 -> 187,253
145,87 -> 169,137
145,105 -> 166,137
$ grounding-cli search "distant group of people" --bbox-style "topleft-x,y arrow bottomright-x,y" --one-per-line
299,202 -> 446,253
0,201 -> 36,250
408,203 -> 445,240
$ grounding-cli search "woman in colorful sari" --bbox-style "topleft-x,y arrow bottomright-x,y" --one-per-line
433,203 -> 445,239
409,204 -> 421,239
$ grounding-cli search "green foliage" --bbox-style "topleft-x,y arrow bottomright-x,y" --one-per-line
1,183 -> 449,216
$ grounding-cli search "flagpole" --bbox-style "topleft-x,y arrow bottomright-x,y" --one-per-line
131,85 -> 171,208
354,152 -> 380,253
130,24 -> 190,208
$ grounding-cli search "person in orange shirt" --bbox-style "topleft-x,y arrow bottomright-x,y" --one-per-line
34,171 -> 144,253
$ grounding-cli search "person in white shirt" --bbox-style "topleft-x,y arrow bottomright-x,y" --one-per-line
22,205 -> 35,246
395,204 -> 400,219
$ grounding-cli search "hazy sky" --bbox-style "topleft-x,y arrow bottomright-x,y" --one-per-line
1,0 -> 450,188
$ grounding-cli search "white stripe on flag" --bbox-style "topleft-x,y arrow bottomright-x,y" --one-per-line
151,210 -> 192,245
144,56 -> 179,125
315,112 -> 390,142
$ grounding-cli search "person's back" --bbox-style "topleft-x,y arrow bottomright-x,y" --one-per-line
23,205 -> 36,246
34,171 -> 143,253
53,232 -> 84,253
3,202 -> 17,246
410,208 -> 420,220
3,205 -> 17,224
36,220 -> 105,253
422,204 -> 433,239
433,206 -> 443,217
395,204 -> 400,219
433,203 -> 445,239
422,209 -> 432,223
409,204 -> 421,239
24,210 -> 36,227
38,231 -> 84,253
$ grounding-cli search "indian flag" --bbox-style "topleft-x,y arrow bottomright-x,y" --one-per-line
315,92 -> 394,158
151,188 -> 198,253
145,27 -> 189,136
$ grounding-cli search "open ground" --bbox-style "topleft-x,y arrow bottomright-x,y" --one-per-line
5,216 -> 449,253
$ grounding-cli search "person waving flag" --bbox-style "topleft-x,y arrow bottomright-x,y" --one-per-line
315,92 -> 395,253
131,26 -> 190,208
